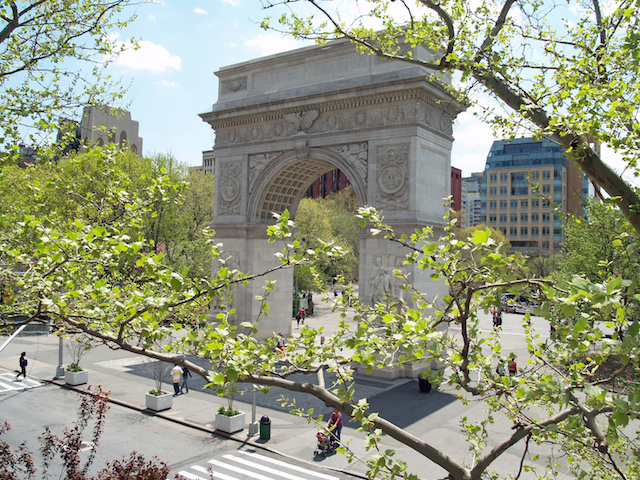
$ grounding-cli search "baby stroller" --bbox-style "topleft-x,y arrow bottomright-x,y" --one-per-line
314,431 -> 337,457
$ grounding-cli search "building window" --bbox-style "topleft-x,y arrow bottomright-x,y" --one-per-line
542,241 -> 550,250
510,199 -> 518,209
520,199 -> 528,209
554,228 -> 562,236
531,227 -> 539,236
500,200 -> 507,209
543,170 -> 551,180
511,172 -> 529,195
500,173 -> 508,182
521,213 -> 528,223
490,187 -> 497,196
510,213 -> 518,222
542,227 -> 550,236
489,200 -> 497,209
500,186 -> 507,195
490,173 -> 497,182
530,171 -> 539,181
542,184 -> 551,194
489,214 -> 497,223
499,214 -> 507,223
500,227 -> 507,234
520,227 -> 528,236
510,227 -> 518,236
531,199 -> 540,208
531,213 -> 539,222
542,212 -> 550,222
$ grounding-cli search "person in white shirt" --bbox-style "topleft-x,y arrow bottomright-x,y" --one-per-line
171,364 -> 182,396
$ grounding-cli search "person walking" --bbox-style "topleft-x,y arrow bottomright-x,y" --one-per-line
181,366 -> 192,394
295,312 -> 301,328
171,364 -> 182,396
328,407 -> 343,442
15,352 -> 27,381
300,307 -> 306,325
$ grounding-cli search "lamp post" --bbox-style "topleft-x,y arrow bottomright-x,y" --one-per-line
248,387 -> 259,436
55,335 -> 65,379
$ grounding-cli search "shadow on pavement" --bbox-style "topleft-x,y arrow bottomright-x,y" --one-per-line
366,380 -> 457,429
126,358 -> 457,431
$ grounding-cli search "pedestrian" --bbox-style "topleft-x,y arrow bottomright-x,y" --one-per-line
171,364 -> 182,396
496,362 -> 505,376
328,407 -> 343,442
295,312 -> 301,328
181,366 -> 192,394
301,307 -> 306,324
15,352 -> 27,381
277,333 -> 285,352
508,359 -> 517,376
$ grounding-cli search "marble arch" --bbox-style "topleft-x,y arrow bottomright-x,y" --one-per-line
200,38 -> 464,343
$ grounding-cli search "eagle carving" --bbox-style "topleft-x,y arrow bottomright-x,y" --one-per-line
283,109 -> 320,134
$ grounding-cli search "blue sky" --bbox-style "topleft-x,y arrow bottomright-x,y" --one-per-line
103,0 -> 495,176
105,0 -> 632,189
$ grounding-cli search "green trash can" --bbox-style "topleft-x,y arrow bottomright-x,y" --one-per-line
259,415 -> 271,441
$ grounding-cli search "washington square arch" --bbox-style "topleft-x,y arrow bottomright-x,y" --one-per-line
200,38 -> 464,351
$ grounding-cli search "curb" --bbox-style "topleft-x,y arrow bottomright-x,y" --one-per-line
45,377 -> 368,480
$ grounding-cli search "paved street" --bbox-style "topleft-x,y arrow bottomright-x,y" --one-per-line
0,372 -> 43,393
0,294 -> 571,480
176,447 -> 343,480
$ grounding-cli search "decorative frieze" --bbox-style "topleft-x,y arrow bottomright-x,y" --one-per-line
213,97 -> 453,147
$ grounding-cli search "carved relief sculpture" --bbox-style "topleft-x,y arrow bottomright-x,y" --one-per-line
218,161 -> 242,215
369,255 -> 406,308
329,143 -> 368,183
283,109 -> 320,134
375,144 -> 410,211
249,152 -> 282,194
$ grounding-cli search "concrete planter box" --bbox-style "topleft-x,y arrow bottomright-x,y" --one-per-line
145,392 -> 173,412
215,412 -> 245,434
65,369 -> 88,386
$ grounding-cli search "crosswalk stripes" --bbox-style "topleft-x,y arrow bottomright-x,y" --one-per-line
177,449 -> 341,480
0,373 -> 42,393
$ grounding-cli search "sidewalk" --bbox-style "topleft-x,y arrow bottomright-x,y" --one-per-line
0,295 -> 551,480
0,295 -> 396,478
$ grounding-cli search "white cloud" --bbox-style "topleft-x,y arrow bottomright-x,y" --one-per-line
451,110 -> 496,175
243,33 -> 301,57
194,7 -> 208,15
156,80 -> 179,88
222,0 -> 240,6
112,40 -> 182,72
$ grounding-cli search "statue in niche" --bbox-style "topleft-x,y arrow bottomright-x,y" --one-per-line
370,255 -> 393,306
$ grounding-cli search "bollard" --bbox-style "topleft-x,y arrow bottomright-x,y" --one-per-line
259,415 -> 271,441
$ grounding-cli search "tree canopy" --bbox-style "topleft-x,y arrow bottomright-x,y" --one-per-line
2,153 -> 639,480
260,0 -> 640,232
0,0 -> 138,159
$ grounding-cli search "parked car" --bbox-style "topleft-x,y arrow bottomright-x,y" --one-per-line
514,295 -> 540,314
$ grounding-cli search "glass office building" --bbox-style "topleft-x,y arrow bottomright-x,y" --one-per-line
481,138 -> 590,255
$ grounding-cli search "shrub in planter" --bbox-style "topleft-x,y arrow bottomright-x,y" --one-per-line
145,390 -> 173,411
215,406 -> 245,433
